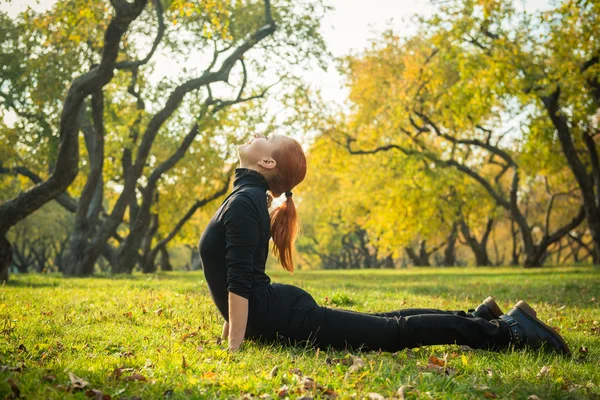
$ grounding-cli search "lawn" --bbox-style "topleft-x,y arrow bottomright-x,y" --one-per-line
1,267 -> 599,399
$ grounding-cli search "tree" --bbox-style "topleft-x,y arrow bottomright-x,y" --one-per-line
425,0 -> 600,264
342,29 -> 585,267
0,0 -> 148,282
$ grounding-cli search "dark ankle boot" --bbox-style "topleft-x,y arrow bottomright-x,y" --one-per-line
499,300 -> 570,355
469,296 -> 505,321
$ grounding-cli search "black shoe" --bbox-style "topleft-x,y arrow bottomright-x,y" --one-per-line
468,296 -> 505,321
499,300 -> 570,355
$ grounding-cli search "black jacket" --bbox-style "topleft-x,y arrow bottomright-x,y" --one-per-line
198,168 -> 272,321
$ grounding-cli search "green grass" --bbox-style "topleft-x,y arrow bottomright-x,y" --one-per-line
1,267 -> 599,399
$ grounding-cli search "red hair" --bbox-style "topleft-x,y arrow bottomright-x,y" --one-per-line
268,138 -> 307,272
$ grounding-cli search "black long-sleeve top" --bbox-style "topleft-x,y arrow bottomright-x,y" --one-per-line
198,168 -> 272,321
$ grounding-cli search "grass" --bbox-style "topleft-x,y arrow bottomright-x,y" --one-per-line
0,266 -> 599,399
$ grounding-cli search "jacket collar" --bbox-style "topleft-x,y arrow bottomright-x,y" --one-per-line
233,168 -> 270,191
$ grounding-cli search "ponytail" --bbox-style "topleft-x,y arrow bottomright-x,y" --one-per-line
266,136 -> 307,273
269,196 -> 299,272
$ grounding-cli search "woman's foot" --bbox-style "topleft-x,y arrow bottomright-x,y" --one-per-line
499,300 -> 570,355
469,296 -> 505,320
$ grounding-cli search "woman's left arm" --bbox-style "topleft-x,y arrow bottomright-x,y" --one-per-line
228,292 -> 248,351
222,194 -> 260,352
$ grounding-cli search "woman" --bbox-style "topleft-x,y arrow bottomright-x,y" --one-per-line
198,133 -> 570,355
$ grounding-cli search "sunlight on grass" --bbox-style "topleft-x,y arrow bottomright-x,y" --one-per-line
1,267 -> 599,399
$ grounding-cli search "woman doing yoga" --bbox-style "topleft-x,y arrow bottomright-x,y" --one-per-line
198,133 -> 570,355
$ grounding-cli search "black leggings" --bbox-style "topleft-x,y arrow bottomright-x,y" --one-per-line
246,283 -> 510,352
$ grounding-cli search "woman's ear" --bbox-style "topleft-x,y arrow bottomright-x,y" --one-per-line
258,157 -> 277,170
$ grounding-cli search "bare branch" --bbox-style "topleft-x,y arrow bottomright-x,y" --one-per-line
116,0 -> 165,69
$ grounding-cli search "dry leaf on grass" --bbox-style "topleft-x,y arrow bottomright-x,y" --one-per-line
111,367 -> 134,379
181,331 -> 198,342
366,393 -> 385,400
42,374 -> 57,382
278,385 -> 289,398
68,372 -> 90,390
269,365 -> 279,378
317,385 -> 338,399
397,385 -> 409,400
536,366 -> 551,379
8,378 -> 20,398
124,372 -> 147,382
347,357 -> 365,374
483,391 -> 498,398
301,377 -> 316,392
425,355 -> 455,375
182,355 -> 188,369
85,388 -> 111,400
527,395 -> 542,400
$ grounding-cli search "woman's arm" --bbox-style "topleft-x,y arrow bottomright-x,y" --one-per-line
228,292 -> 248,352
221,320 -> 229,340
223,194 -> 261,352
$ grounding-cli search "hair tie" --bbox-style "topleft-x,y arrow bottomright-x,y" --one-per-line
285,191 -> 293,198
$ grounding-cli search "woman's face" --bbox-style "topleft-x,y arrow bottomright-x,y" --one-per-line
238,133 -> 286,167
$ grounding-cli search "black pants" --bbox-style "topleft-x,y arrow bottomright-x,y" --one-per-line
246,283 -> 510,352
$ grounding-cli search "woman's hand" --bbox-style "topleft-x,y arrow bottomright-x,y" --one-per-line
221,321 -> 229,340
228,292 -> 249,352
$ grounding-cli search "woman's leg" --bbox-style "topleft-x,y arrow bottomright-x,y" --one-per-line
370,308 -> 470,318
249,284 -> 509,352
285,304 -> 510,352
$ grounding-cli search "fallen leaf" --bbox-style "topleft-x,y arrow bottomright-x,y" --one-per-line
42,374 -> 57,382
269,365 -> 279,379
301,377 -> 316,392
428,355 -> 446,367
259,394 -> 273,399
290,367 -> 303,376
366,393 -> 385,400
483,391 -> 498,398
54,384 -> 69,392
319,385 -> 338,398
112,367 -> 134,379
425,355 -> 454,375
557,305 -> 566,311
0,364 -> 25,372
278,385 -> 289,398
347,357 -> 365,374
397,385 -> 408,400
68,372 -> 90,390
85,388 -> 111,400
181,331 -> 198,342
155,308 -> 163,316
8,378 -> 20,398
527,396 -> 542,400
537,366 -> 551,379
124,372 -> 147,382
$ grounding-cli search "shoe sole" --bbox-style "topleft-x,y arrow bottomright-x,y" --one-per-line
482,296 -> 506,319
514,300 -> 570,355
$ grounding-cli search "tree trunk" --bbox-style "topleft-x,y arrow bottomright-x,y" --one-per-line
0,236 -> 12,283
159,246 -> 173,271
542,88 -> 600,266
442,222 -> 458,266
459,217 -> 493,266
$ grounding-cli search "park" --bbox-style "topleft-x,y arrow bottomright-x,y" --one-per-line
1,0 -> 599,398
